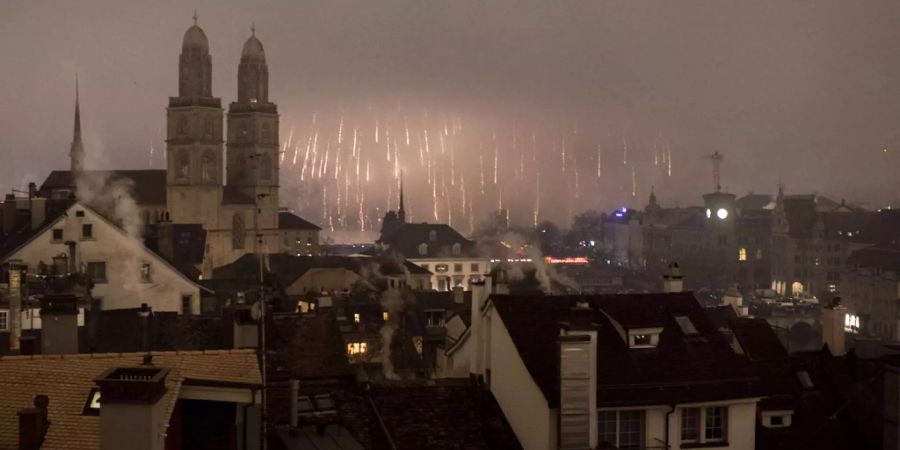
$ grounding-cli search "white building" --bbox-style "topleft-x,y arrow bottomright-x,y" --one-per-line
442,278 -> 764,450
1,201 -> 208,315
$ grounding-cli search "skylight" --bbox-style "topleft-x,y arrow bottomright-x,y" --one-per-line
796,371 -> 814,389
674,315 -> 699,335
81,388 -> 101,416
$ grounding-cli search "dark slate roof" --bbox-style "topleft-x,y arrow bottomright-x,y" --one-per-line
279,211 -> 322,231
222,185 -> 255,205
377,223 -> 478,258
39,170 -> 167,205
704,305 -> 738,330
491,292 -> 761,408
367,382 -> 522,450
847,245 -> 900,273
736,193 -> 773,211
784,196 -> 819,238
213,254 -> 425,287
268,313 -> 353,381
0,206 -> 68,261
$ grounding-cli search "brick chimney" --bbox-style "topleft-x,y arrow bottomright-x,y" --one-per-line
822,296 -> 847,357
559,301 -> 598,449
663,261 -> 683,293
17,395 -> 49,450
94,367 -> 170,450
40,294 -> 79,354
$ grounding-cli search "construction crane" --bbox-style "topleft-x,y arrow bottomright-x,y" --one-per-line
703,151 -> 724,192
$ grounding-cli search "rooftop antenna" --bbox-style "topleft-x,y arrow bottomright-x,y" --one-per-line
702,151 -> 724,192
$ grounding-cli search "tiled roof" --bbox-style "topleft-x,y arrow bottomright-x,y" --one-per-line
847,245 -> 900,273
490,292 -> 762,408
39,170 -> 167,205
279,211 -> 322,231
0,350 -> 260,450
367,382 -> 522,450
377,223 -> 478,258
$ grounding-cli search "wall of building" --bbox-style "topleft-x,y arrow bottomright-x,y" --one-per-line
409,257 -> 490,291
843,267 -> 900,341
488,311 -> 555,450
5,204 -> 201,313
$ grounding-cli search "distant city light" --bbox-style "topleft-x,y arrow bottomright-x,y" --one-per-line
545,256 -> 589,265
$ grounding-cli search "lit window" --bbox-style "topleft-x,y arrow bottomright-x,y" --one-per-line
383,311 -> 389,321
681,407 -> 728,444
599,410 -> 645,449
346,342 -> 368,355
426,310 -> 445,327
628,328 -> 662,348
738,248 -> 747,261
81,388 -> 101,416
353,313 -> 360,324
0,310 -> 8,331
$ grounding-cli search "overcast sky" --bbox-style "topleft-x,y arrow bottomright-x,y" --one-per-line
2,1 -> 899,229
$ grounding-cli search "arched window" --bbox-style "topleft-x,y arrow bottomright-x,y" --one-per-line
452,243 -> 461,256
205,118 -> 214,138
177,150 -> 190,180
260,153 -> 272,181
177,117 -> 188,136
232,214 -> 245,249
201,151 -> 215,183
738,247 -> 747,262
418,243 -> 428,256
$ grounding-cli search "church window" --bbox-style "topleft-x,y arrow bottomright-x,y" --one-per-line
232,214 -> 246,249
205,118 -> 214,138
261,122 -> 271,143
201,151 -> 215,183
177,117 -> 188,137
177,150 -> 190,180
260,153 -> 272,181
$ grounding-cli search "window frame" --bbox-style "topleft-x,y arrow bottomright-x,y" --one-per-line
52,229 -> 64,242
86,261 -> 107,284
181,294 -> 193,316
81,223 -> 94,240
680,406 -> 728,446
598,409 -> 645,449
0,310 -> 8,331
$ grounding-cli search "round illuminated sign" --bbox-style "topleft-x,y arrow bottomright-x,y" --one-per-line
716,208 -> 729,219
706,208 -> 712,218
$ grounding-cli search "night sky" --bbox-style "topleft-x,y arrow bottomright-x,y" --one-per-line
2,1 -> 899,237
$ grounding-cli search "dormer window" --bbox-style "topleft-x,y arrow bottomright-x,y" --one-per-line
628,327 -> 662,348
418,243 -> 428,256
452,243 -> 461,256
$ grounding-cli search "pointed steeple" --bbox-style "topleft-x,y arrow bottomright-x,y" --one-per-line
70,75 -> 85,173
398,177 -> 406,223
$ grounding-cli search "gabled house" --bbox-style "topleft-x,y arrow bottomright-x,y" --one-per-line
0,201 -> 209,316
455,278 -> 763,450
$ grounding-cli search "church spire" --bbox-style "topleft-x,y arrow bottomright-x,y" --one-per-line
398,177 -> 406,223
70,75 -> 85,173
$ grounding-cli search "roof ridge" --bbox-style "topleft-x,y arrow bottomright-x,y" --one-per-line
0,348 -> 256,362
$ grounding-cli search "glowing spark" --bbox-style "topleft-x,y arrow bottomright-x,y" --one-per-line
337,115 -> 344,144
375,117 -> 379,144
479,154 -> 485,195
631,167 -> 637,197
366,158 -> 370,182
424,129 -> 430,154
623,137 -> 628,165
561,135 -> 566,172
493,142 -> 499,184
352,128 -> 358,158
596,144 -> 602,178
404,117 -> 410,145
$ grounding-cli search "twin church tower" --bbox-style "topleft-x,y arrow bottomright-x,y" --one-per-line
165,14 -> 282,271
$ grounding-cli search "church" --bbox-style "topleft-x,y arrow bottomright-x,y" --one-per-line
38,14 -> 320,276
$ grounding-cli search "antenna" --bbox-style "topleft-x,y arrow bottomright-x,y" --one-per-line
702,151 -> 724,192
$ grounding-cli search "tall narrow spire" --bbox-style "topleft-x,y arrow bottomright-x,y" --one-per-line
70,75 -> 85,173
398,177 -> 406,223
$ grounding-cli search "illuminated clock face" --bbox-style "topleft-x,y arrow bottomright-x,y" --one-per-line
716,208 -> 729,219
706,208 -> 712,218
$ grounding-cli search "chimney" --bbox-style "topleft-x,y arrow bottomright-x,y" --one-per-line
470,276 -> 493,380
95,367 -> 170,450
17,395 -> 50,450
452,286 -> 464,304
232,304 -> 259,349
40,294 -> 79,354
29,192 -> 45,231
822,296 -> 847,357
3,194 -> 17,235
663,261 -> 684,293
289,379 -> 300,429
8,260 -> 24,351
722,285 -> 747,317
559,302 -> 598,449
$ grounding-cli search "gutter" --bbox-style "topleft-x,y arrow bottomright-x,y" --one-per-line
664,403 -> 675,450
